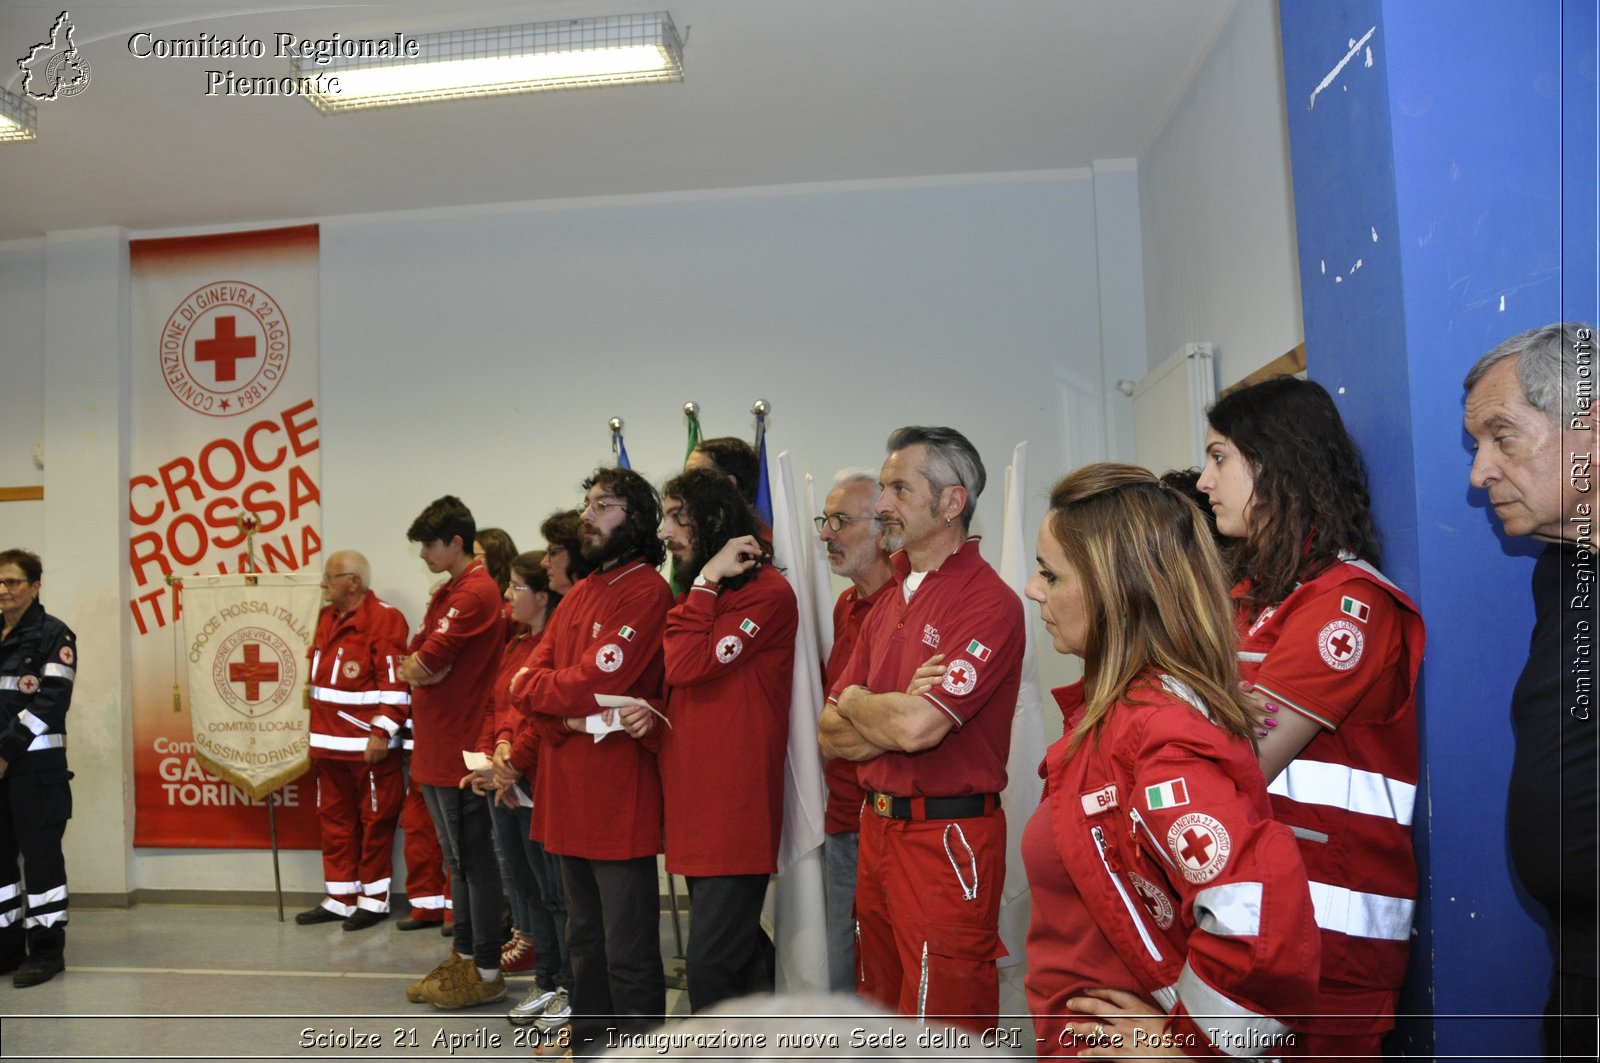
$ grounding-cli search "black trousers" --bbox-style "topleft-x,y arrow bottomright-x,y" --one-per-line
560,855 -> 664,1042
684,873 -> 773,1013
1545,970 -> 1599,1063
0,769 -> 72,964
421,785 -> 503,971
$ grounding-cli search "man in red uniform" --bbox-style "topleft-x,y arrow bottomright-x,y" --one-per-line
296,550 -> 411,932
396,496 -> 506,1009
510,468 -> 674,1049
818,426 -> 1023,1032
814,468 -> 895,993
657,469 -> 797,1012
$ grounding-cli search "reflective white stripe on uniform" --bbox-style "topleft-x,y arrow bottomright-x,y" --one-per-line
27,734 -> 63,751
362,877 -> 392,896
1152,981 -> 1179,1012
1306,879 -> 1414,941
17,709 -> 48,735
310,686 -> 381,705
24,910 -> 67,929
1192,881 -> 1263,938
1236,651 -> 1268,663
28,885 -> 66,907
0,883 -> 19,902
319,898 -> 356,917
0,909 -> 18,928
377,691 -> 409,705
409,894 -> 446,910
1267,758 -> 1416,826
0,678 -> 20,691
310,734 -> 371,753
355,895 -> 390,913
42,663 -> 74,682
325,879 -> 360,894
1176,960 -> 1292,1056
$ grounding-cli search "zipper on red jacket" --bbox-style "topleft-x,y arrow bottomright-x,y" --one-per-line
1129,808 -> 1181,875
1091,824 -> 1164,964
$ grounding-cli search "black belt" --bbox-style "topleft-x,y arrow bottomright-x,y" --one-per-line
868,791 -> 1000,821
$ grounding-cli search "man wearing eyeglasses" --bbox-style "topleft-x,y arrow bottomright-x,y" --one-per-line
0,549 -> 76,988
510,468 -> 674,1049
656,469 -> 797,1012
296,551 -> 411,932
814,468 -> 896,994
818,427 -> 1024,1033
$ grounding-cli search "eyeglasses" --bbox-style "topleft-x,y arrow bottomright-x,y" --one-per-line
579,497 -> 628,517
813,513 -> 878,533
508,582 -> 531,594
0,578 -> 31,590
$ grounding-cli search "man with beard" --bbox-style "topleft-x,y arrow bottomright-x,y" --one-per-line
397,497 -> 506,1009
510,468 -> 673,1048
818,426 -> 1023,1032
656,469 -> 797,1012
813,468 -> 895,992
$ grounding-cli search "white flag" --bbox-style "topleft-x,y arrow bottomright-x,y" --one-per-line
180,571 -> 322,799
769,450 -> 831,992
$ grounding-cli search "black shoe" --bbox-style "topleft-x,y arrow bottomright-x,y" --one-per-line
441,921 -> 455,938
13,953 -> 63,988
0,954 -> 22,976
294,906 -> 344,926
343,909 -> 389,932
396,916 -> 443,932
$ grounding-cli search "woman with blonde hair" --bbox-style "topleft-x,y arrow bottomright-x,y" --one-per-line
1021,463 -> 1319,1058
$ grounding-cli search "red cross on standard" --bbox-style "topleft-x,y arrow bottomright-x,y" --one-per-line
229,642 -> 281,701
195,315 -> 258,383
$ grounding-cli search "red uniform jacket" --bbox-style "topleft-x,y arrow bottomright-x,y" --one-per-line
1025,676 -> 1321,1057
511,557 -> 673,860
308,592 -> 411,761
822,580 -> 893,835
479,629 -> 546,780
1234,558 -> 1425,1032
827,537 -> 1023,797
660,565 -> 798,876
406,560 -> 504,787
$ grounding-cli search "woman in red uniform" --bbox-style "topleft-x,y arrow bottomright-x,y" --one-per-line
1197,377 -> 1425,1059
1021,463 -> 1320,1058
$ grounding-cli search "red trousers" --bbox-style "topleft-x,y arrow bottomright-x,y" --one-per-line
313,756 -> 404,914
400,771 -> 450,919
855,805 -> 1006,1032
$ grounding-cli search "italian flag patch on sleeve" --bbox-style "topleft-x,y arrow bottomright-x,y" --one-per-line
618,626 -> 637,641
740,618 -> 760,636
1144,778 -> 1189,810
1340,596 -> 1370,623
965,639 -> 992,661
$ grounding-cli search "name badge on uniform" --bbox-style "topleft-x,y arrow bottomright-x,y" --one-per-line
1080,783 -> 1118,816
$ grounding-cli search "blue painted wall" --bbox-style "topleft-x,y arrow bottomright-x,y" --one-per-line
1279,1 -> 1594,1056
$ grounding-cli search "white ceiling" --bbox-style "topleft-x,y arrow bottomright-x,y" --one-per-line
0,0 -> 1238,242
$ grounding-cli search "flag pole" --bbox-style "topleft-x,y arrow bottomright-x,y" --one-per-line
238,512 -> 289,923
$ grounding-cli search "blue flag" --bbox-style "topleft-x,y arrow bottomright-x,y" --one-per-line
753,411 -> 772,527
612,426 -> 631,470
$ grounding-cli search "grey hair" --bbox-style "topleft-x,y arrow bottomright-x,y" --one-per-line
1464,321 -> 1595,428
831,466 -> 880,491
885,425 -> 986,528
328,550 -> 371,587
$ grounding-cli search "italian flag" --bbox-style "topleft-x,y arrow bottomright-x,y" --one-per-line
618,625 -> 636,641
740,618 -> 760,636
1340,596 -> 1370,622
1145,778 -> 1189,810
966,639 -> 992,661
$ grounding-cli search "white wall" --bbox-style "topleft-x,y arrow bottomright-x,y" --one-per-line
22,170 -> 1138,895
1139,0 -> 1303,389
0,241 -> 46,549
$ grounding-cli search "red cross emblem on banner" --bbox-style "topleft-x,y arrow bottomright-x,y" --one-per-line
194,315 -> 258,383
228,642 -> 281,701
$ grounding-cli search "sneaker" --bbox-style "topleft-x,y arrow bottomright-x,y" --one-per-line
396,915 -> 444,932
532,988 -> 571,1032
425,965 -> 507,1010
13,953 -> 64,988
405,952 -> 469,1003
500,931 -> 534,974
507,984 -> 562,1026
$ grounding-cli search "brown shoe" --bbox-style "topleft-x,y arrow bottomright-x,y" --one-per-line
424,965 -> 507,1010
405,952 -> 468,1003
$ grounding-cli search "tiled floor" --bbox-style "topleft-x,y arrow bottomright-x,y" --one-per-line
0,903 -> 691,1061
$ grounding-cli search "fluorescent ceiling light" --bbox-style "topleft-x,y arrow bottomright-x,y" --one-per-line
0,86 -> 38,142
296,12 -> 683,113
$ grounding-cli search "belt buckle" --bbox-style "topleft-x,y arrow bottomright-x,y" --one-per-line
873,793 -> 891,817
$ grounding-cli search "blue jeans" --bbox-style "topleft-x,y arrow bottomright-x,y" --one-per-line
823,830 -> 859,993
